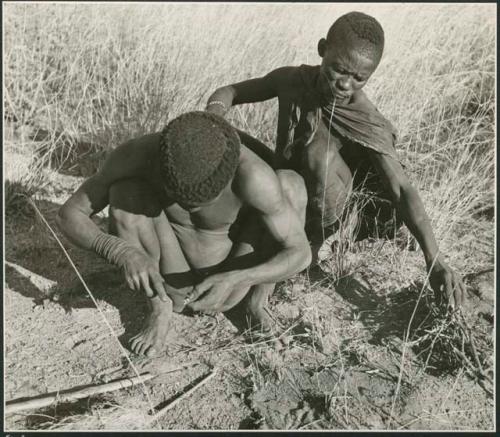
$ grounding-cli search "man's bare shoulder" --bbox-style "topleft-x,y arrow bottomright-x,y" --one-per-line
98,132 -> 162,183
267,65 -> 307,94
115,132 -> 160,161
233,146 -> 283,213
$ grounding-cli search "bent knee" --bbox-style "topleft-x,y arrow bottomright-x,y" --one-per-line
109,178 -> 163,218
109,180 -> 158,234
303,141 -> 337,174
109,206 -> 149,233
277,169 -> 308,213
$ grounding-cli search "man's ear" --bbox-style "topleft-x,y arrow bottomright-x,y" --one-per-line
318,38 -> 327,58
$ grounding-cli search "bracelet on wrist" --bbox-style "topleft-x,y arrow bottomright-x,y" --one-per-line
206,100 -> 227,112
92,233 -> 134,266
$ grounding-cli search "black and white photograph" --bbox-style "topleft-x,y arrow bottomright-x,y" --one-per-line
3,1 -> 496,431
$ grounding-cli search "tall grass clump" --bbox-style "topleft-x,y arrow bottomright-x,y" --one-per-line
4,3 -> 495,247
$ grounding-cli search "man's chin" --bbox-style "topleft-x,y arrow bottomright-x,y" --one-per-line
334,94 -> 350,103
322,94 -> 349,107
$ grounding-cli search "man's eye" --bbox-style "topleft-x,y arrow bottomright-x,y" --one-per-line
355,76 -> 364,82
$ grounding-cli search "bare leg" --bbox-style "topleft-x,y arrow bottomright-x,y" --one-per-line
301,131 -> 353,263
223,170 -> 308,334
109,178 -> 196,357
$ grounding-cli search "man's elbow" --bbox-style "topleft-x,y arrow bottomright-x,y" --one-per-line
297,243 -> 312,271
56,203 -> 74,234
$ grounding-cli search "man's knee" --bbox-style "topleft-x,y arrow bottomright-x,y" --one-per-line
303,140 -> 337,178
277,169 -> 308,214
109,178 -> 162,218
108,180 -> 162,260
109,206 -> 147,235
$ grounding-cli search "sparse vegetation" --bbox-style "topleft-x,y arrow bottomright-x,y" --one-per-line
4,2 -> 494,431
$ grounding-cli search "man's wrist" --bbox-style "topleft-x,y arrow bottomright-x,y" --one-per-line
206,100 -> 227,116
425,251 -> 443,270
230,270 -> 253,289
92,233 -> 134,266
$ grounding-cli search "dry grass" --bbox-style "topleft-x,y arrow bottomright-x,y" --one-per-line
4,4 -> 495,233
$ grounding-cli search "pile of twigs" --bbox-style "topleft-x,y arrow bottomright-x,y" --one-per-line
408,300 -> 493,396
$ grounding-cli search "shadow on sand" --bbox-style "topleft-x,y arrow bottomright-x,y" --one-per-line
306,264 -> 470,376
5,194 -> 157,348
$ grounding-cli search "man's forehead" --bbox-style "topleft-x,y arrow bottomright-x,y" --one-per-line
327,40 -> 379,68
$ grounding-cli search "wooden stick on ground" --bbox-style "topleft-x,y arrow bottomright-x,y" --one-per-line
6,372 -> 155,415
149,369 -> 218,424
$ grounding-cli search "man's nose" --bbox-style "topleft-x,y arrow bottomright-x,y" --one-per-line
336,77 -> 352,91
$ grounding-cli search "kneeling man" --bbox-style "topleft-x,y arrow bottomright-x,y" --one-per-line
57,111 -> 311,357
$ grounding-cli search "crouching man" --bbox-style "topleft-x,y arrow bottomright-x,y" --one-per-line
57,111 -> 311,357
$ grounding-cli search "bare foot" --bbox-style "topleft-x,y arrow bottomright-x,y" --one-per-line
244,304 -> 275,335
244,283 -> 284,339
223,284 -> 276,337
129,296 -> 173,357
244,304 -> 287,350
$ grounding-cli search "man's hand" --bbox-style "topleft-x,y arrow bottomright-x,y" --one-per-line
119,247 -> 168,302
367,151 -> 467,312
185,272 -> 243,313
428,256 -> 466,309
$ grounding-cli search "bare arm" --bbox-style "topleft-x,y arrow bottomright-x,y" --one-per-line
185,160 -> 311,311
206,69 -> 280,116
57,138 -> 169,301
368,150 -> 466,308
232,164 -> 311,287
57,139 -> 151,249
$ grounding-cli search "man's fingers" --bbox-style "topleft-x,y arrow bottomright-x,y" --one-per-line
189,299 -> 218,312
185,281 -> 212,304
461,282 -> 467,306
129,275 -> 141,292
151,272 -> 168,302
457,279 -> 467,308
449,275 -> 466,310
444,273 -> 454,308
454,286 -> 463,309
126,276 -> 135,291
188,292 -> 219,312
188,300 -> 206,312
139,273 -> 154,298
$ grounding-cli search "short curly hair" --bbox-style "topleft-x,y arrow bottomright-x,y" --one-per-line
159,111 -> 240,204
326,11 -> 384,59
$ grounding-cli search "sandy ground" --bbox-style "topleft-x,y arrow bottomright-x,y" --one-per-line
4,151 -> 495,431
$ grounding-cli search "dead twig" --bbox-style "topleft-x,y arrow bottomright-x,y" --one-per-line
6,373 -> 155,415
149,369 -> 218,424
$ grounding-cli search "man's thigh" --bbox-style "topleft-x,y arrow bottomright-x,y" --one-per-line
300,134 -> 354,228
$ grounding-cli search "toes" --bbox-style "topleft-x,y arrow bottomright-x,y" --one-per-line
130,336 -> 150,356
146,346 -> 159,358
133,341 -> 145,356
137,341 -> 150,356
129,336 -> 141,353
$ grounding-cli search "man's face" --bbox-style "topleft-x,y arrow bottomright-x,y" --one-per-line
318,37 -> 379,104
